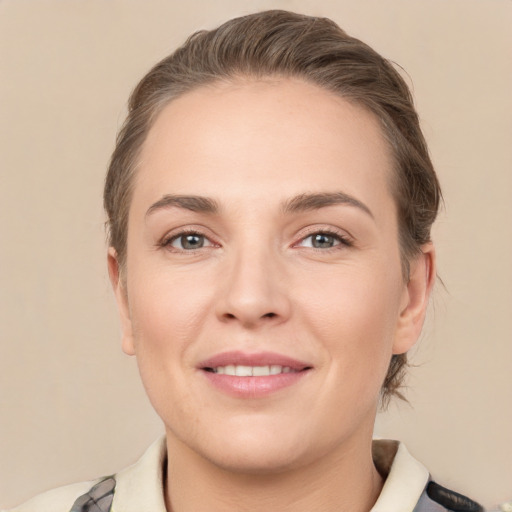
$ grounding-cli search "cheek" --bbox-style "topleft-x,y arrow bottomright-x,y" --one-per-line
125,262 -> 218,400
129,264 -> 211,343
297,264 -> 403,386
302,261 -> 402,332
125,266 -> 216,431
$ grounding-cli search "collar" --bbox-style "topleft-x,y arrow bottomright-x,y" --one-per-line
112,437 -> 429,512
371,439 -> 430,512
112,437 -> 168,512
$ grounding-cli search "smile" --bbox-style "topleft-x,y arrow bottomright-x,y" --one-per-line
199,351 -> 312,398
206,365 -> 299,376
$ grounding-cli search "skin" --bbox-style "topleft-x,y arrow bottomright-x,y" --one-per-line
109,78 -> 435,512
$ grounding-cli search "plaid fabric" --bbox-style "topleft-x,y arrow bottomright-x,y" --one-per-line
69,477 -> 115,512
67,473 -> 484,512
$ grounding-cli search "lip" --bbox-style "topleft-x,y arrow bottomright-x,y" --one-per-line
199,350 -> 311,370
198,351 -> 313,398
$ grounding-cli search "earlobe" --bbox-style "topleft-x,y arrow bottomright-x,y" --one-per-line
107,248 -> 136,356
392,243 -> 436,355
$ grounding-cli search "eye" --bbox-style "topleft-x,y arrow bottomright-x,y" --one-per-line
168,232 -> 213,250
298,231 -> 350,249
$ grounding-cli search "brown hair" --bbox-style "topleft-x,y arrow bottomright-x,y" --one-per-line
104,10 -> 441,403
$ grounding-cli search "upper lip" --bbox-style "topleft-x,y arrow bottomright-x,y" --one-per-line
198,351 -> 312,371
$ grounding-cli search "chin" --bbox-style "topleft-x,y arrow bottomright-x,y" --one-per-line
172,417 -> 333,476
204,440 -> 311,475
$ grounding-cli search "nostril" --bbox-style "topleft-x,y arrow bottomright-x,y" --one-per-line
220,311 -> 280,323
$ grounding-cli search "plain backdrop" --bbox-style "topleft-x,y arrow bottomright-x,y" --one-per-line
1,0 -> 511,509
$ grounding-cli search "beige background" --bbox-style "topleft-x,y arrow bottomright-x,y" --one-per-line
1,0 -> 511,509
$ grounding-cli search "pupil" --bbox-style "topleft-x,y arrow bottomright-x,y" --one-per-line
182,234 -> 203,249
313,234 -> 334,248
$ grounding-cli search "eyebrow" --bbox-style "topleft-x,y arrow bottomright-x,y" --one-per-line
146,195 -> 220,217
282,192 -> 374,218
145,191 -> 373,219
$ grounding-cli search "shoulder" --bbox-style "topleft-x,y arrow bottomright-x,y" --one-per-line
371,440 -> 484,512
2,478 -> 102,512
415,481 -> 484,512
3,437 -> 167,512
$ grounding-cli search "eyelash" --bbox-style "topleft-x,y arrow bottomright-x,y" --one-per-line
159,228 -> 353,253
160,229 -> 218,252
294,228 -> 353,251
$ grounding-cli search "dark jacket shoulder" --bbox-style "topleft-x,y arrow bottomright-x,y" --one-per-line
415,481 -> 484,512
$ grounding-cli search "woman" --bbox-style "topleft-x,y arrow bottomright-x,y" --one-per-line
8,10 -> 483,512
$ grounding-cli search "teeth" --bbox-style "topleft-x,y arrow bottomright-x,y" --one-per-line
235,365 -> 253,377
251,365 -> 269,376
212,365 -> 295,376
270,365 -> 282,375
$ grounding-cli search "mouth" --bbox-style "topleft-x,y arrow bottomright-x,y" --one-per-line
198,351 -> 312,397
204,365 -> 304,376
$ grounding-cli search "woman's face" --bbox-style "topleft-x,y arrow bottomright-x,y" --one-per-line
110,78 -> 431,473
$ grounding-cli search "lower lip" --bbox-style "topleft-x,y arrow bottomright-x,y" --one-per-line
201,370 -> 310,398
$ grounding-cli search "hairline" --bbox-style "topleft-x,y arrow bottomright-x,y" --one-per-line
115,73 -> 411,277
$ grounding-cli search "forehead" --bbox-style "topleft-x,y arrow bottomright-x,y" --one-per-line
134,78 -> 394,213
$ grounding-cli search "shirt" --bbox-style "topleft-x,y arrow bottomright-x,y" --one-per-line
4,438 -> 483,512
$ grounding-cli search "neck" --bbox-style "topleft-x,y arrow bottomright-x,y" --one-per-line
164,430 -> 383,512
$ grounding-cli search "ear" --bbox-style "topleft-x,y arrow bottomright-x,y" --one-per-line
392,243 -> 436,355
107,247 -> 136,356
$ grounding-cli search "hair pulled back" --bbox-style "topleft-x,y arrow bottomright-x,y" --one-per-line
104,10 -> 441,403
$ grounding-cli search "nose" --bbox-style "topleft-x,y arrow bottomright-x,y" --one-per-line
215,245 -> 291,328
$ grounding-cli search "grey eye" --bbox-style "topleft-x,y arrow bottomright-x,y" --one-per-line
311,233 -> 337,248
172,234 -> 206,250
299,233 -> 341,249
